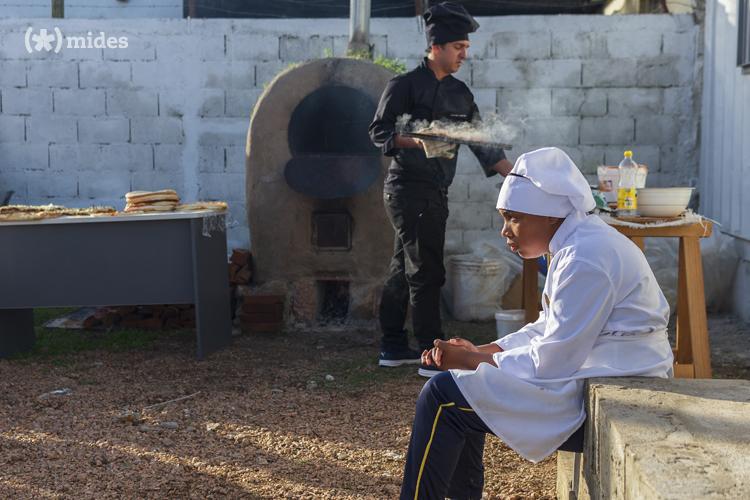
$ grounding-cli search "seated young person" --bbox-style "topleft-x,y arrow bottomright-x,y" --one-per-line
399,147 -> 673,500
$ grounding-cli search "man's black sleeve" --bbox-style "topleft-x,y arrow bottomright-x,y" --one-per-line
468,103 -> 506,177
369,77 -> 410,157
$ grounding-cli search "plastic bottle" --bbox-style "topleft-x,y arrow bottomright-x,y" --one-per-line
617,150 -> 638,216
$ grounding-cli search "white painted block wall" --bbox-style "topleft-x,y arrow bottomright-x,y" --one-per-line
700,0 -> 750,322
0,15 -> 701,252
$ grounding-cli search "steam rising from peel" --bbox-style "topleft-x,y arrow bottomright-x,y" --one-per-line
396,112 -> 522,144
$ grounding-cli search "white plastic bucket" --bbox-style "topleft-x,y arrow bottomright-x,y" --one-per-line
495,309 -> 525,339
446,256 -> 508,321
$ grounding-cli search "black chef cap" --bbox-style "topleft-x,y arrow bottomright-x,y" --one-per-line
423,2 -> 479,46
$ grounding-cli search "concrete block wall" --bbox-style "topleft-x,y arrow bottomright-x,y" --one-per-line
0,15 -> 700,251
0,1 -> 182,19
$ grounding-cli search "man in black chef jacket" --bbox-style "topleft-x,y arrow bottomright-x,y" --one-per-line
369,1 -> 513,378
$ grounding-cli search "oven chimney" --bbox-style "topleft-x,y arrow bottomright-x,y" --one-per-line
348,0 -> 371,55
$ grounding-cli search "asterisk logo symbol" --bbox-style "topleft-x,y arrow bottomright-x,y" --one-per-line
31,28 -> 56,51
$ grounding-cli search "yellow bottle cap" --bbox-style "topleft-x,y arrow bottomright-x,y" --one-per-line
624,150 -> 633,157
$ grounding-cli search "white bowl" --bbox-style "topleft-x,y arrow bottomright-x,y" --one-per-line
637,187 -> 694,217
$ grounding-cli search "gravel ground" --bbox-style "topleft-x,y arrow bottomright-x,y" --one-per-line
0,317 -> 555,499
1,313 -> 747,499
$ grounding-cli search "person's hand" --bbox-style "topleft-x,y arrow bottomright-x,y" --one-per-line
432,339 -> 472,370
421,348 -> 437,367
446,337 -> 479,352
420,139 -> 457,159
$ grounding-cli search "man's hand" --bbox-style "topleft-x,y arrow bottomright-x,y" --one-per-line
431,339 -> 498,371
420,139 -> 458,159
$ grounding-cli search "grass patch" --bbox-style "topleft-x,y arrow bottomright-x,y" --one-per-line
11,308 -> 192,360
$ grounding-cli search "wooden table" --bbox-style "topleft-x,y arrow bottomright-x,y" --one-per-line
0,211 -> 232,360
521,218 -> 713,379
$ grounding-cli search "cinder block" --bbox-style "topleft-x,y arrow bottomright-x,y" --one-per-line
198,172 -> 245,201
130,171 -> 185,192
607,88 -> 663,116
0,171 -> 28,201
79,61 -> 131,88
468,177 -> 503,203
385,30 -> 428,59
106,89 -> 158,116
0,143 -> 48,171
492,31 -> 551,59
580,146 -> 607,174
50,144 -> 153,172
159,89 -> 224,118
551,31 -> 608,59
447,174 -> 470,202
197,145 -> 224,173
197,118 -> 247,146
103,37 -> 156,62
228,34 -> 279,61
582,59 -> 638,87
0,33 -> 30,59
0,61 -> 27,87
26,116 -> 77,143
607,30 -> 662,58
473,60 -> 526,88
154,144 -> 184,172
27,171 -> 77,198
447,201 -> 493,230
456,145 -> 482,175
131,117 -> 184,144
198,89 -> 225,117
78,117 -> 129,143
225,145 -> 246,173
524,117 -> 580,145
472,88 -> 496,112
580,117 -> 634,145
635,115 -> 678,144
1,88 -> 52,115
28,61 -> 78,88
54,89 -> 106,116
154,34 -> 225,62
225,89 -> 263,118
636,56 -> 691,87
280,35 -> 334,61
255,61 -> 288,88
0,116 -> 26,142
499,88 -> 551,116
444,229 -> 465,254
78,171 -> 131,199
663,86 -> 694,115
201,61 -> 256,89
528,60 -> 582,88
662,31 -> 696,57
132,61 -> 190,88
462,229 -> 502,249
551,88 -> 606,116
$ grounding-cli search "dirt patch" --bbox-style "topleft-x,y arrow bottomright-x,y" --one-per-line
0,319 -> 555,499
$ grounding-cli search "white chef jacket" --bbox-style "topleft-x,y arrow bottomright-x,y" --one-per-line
451,211 -> 673,462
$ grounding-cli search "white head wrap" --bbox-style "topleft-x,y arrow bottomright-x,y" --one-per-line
496,147 -> 595,217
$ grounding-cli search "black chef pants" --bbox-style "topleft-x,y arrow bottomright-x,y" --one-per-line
380,192 -> 448,351
401,371 -> 492,500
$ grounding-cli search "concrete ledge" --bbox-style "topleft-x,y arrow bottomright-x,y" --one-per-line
557,378 -> 750,499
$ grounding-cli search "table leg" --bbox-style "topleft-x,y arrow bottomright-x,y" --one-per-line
0,309 -> 35,358
676,236 -> 712,378
630,236 -> 645,252
522,258 -> 540,323
190,218 -> 232,360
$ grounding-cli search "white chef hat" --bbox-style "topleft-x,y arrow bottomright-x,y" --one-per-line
496,147 -> 595,217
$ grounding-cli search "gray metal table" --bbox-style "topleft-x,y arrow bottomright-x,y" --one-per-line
0,211 -> 232,359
